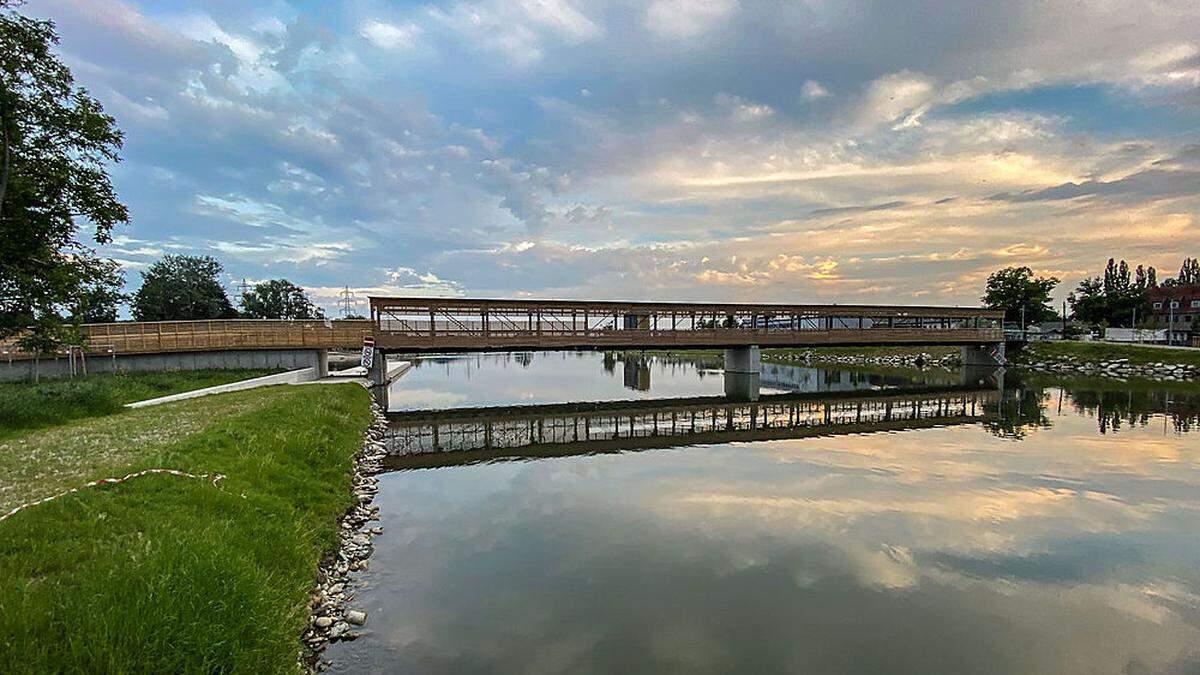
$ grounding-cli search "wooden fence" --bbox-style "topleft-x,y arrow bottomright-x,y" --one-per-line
1,319 -> 373,361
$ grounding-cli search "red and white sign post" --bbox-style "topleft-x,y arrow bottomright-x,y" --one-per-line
361,336 -> 376,369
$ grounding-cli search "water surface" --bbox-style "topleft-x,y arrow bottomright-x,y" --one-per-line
332,353 -> 1200,674
386,351 -> 960,411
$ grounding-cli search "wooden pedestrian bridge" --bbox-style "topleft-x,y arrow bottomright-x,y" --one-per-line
367,297 -> 1004,351
2,297 -> 1005,380
381,386 -> 1002,471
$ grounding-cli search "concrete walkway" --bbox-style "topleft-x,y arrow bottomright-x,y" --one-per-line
125,361 -> 412,408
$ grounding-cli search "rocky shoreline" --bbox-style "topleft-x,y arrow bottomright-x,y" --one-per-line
764,350 -> 962,370
1015,354 -> 1199,381
302,399 -> 390,671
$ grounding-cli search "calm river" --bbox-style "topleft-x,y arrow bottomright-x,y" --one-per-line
327,351 -> 1200,674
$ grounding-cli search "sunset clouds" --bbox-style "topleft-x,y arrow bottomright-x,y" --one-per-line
27,0 -> 1200,311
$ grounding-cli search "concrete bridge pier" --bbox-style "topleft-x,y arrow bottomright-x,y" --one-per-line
367,352 -> 390,411
724,345 -> 761,373
961,343 -> 1007,368
724,346 -> 761,402
316,349 -> 329,378
962,365 -> 1005,390
368,351 -> 388,387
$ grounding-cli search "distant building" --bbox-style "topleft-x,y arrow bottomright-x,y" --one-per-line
1104,327 -> 1168,344
1032,320 -> 1089,341
1147,285 -> 1200,346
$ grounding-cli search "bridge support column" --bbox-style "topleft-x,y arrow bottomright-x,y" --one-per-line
962,365 -> 1005,390
724,346 -> 760,402
961,342 -> 1006,368
724,346 -> 761,374
316,349 -> 329,379
368,351 -> 388,387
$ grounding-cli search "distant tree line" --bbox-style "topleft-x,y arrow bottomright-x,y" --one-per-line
129,254 -> 323,322
982,258 -> 1200,329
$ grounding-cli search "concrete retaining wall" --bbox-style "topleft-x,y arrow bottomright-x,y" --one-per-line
0,349 -> 326,382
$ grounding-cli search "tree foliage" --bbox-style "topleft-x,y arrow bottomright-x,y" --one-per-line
68,264 -> 125,323
1069,258 -> 1152,327
240,279 -> 323,320
1172,257 -> 1200,286
0,1 -> 128,348
131,255 -> 236,321
981,266 -> 1060,323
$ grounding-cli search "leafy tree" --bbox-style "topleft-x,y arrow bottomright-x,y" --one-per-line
0,1 -> 128,350
1068,277 -> 1106,324
68,263 -> 125,323
1179,257 -> 1200,285
981,266 -> 1059,323
240,279 -> 323,319
1069,258 -> 1151,327
131,255 -> 236,321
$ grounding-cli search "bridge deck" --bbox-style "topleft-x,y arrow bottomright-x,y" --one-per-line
370,297 -> 1004,351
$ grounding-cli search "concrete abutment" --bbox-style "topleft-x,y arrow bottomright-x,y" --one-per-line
0,348 -> 329,382
960,342 -> 1007,368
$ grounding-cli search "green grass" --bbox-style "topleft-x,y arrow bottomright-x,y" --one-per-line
1021,341 -> 1200,368
0,369 -> 279,440
0,383 -> 371,673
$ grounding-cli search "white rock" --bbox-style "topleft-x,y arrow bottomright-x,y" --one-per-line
346,610 -> 368,625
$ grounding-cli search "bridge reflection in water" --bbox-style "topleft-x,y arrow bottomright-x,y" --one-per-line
382,387 -> 1000,471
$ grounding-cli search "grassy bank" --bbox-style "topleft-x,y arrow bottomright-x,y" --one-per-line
0,369 -> 279,440
1020,341 -> 1200,368
0,383 -> 371,673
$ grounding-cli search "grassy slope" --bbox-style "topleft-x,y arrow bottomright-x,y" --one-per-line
0,369 -> 279,440
1022,341 -> 1200,367
0,383 -> 371,673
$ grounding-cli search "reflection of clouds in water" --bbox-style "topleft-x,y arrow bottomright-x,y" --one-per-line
385,387 -> 468,409
349,475 -> 1200,674
332,379 -> 1200,673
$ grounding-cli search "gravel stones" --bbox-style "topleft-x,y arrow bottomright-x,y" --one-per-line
301,398 -> 389,671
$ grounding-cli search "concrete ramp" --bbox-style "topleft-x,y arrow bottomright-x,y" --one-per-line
125,367 -> 321,408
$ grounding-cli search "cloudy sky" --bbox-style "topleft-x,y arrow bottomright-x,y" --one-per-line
29,0 -> 1200,314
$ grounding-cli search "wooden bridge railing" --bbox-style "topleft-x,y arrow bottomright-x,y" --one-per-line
370,297 -> 1005,351
1,319 -> 373,361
